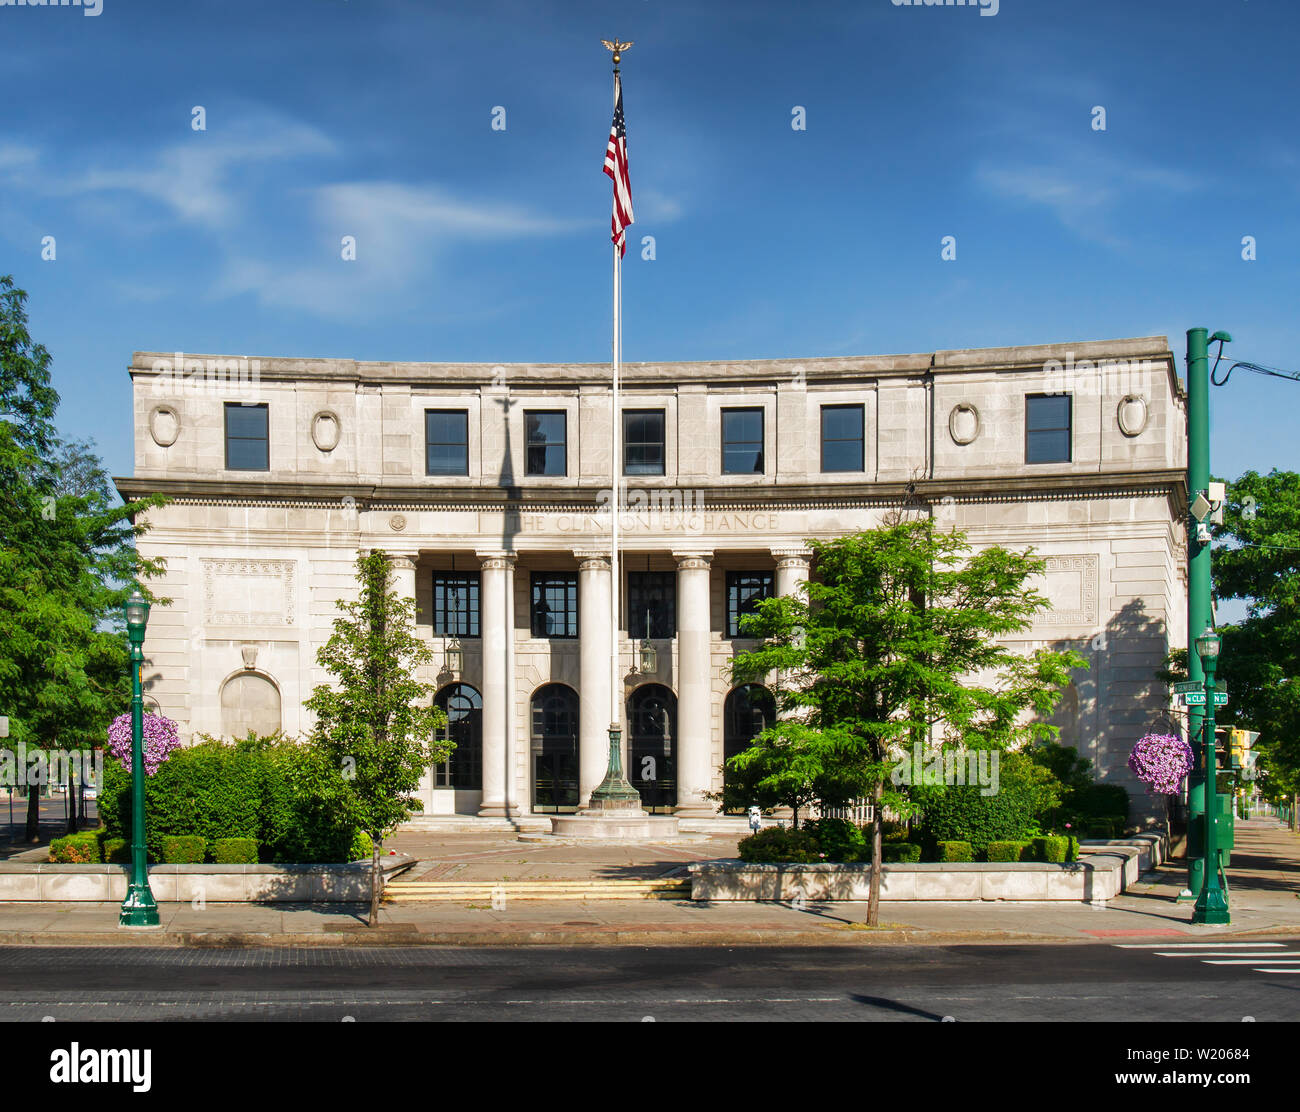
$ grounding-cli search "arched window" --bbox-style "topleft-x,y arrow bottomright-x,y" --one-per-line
531,684 -> 579,812
433,683 -> 482,790
627,684 -> 677,812
723,684 -> 775,812
220,672 -> 282,740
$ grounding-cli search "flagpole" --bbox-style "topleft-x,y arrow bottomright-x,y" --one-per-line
589,38 -> 640,811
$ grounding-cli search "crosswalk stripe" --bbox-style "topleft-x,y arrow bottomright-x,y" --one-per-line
1253,969 -> 1300,974
1202,958 -> 1300,964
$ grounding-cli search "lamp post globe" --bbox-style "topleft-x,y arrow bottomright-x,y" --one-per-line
119,588 -> 159,928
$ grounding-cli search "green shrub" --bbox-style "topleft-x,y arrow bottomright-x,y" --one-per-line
210,838 -> 259,864
1085,819 -> 1113,839
882,842 -> 922,863
1034,835 -> 1069,863
349,830 -> 374,862
48,833 -> 100,863
1076,782 -> 1130,823
805,817 -> 866,862
98,833 -> 131,864
1066,835 -> 1080,861
1103,815 -> 1128,837
737,826 -> 821,863
102,735 -> 369,865
161,835 -> 206,864
987,840 -> 1032,863
936,840 -> 973,863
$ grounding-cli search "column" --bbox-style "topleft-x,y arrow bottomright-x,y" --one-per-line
476,552 -> 514,818
673,551 -> 715,817
772,547 -> 812,600
386,553 -> 418,609
575,552 -> 613,805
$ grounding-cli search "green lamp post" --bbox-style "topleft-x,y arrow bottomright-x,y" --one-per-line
119,589 -> 159,928
1192,625 -> 1230,925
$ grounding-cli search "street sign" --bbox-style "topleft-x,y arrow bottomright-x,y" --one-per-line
1178,691 -> 1229,707
1173,681 -> 1203,694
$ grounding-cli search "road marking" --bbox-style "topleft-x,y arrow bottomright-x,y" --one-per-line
1252,969 -> 1300,974
1117,942 -> 1286,949
1201,958 -> 1300,965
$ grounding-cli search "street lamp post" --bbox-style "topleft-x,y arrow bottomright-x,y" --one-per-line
119,589 -> 159,928
1192,625 -> 1230,925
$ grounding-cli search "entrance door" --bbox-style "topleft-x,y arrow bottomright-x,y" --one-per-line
531,684 -> 579,812
627,684 -> 677,812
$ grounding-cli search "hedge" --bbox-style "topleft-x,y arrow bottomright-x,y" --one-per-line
804,818 -> 865,862
161,835 -> 206,864
210,838 -> 259,865
882,842 -> 922,864
100,737 -> 371,864
48,833 -> 100,863
986,840 -> 1033,863
936,840 -> 974,863
737,826 -> 821,863
913,780 -> 1036,857
100,835 -> 131,864
1034,835 -> 1069,863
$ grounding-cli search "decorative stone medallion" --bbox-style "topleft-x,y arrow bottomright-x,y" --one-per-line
389,514 -> 407,532
310,409 -> 341,452
202,559 -> 297,627
1034,554 -> 1099,627
1117,394 -> 1149,438
148,405 -> 180,447
948,403 -> 980,445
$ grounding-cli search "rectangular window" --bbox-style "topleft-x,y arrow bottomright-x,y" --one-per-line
821,403 -> 864,472
525,411 -> 567,476
425,410 -> 469,476
1025,394 -> 1072,464
628,571 -> 676,638
623,410 -> 666,476
727,571 -> 773,638
224,402 -> 269,471
432,573 -> 480,637
721,407 -> 764,475
531,572 -> 578,638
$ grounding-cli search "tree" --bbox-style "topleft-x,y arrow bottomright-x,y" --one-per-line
0,276 -> 165,839
729,520 -> 1085,926
1206,469 -> 1300,820
303,550 -> 450,926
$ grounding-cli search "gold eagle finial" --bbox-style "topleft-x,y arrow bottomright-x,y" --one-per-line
600,38 -> 634,65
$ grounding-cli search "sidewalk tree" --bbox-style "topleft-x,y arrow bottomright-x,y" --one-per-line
1208,470 -> 1300,820
304,550 -> 450,926
729,519 -> 1085,926
0,276 -> 164,839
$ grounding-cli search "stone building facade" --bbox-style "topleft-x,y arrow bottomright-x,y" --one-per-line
115,337 -> 1188,822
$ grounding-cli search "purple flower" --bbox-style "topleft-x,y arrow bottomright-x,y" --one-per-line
1128,732 -> 1194,795
107,712 -> 181,777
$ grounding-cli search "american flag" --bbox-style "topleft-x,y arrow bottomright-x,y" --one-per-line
603,73 -> 634,257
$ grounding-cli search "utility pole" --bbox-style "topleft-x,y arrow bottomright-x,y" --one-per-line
1184,327 -> 1210,901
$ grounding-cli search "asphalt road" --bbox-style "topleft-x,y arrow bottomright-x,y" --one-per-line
1,940 -> 1297,1022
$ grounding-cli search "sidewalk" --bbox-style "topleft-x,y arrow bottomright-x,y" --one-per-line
0,818 -> 1295,948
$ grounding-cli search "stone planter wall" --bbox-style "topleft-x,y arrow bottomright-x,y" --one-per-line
0,856 -> 412,903
688,835 -> 1165,903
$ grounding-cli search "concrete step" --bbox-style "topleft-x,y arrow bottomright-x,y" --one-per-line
384,878 -> 692,902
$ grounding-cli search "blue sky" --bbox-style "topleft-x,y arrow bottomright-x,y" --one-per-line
2,0 -> 1298,485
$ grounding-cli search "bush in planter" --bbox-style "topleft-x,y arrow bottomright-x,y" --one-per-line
1102,815 -> 1128,837
882,842 -> 922,863
936,841 -> 973,863
161,835 -> 206,864
101,836 -> 130,864
987,840 -> 1032,863
210,838 -> 259,865
49,833 -> 100,863
1066,835 -> 1080,861
737,826 -> 821,863
1085,819 -> 1114,839
1034,835 -> 1069,863
349,830 -> 374,863
804,818 -> 866,862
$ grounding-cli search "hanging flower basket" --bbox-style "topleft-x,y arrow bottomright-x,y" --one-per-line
1127,732 -> 1194,795
106,712 -> 181,777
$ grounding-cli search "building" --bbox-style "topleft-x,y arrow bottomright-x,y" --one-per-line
115,336 -> 1188,822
